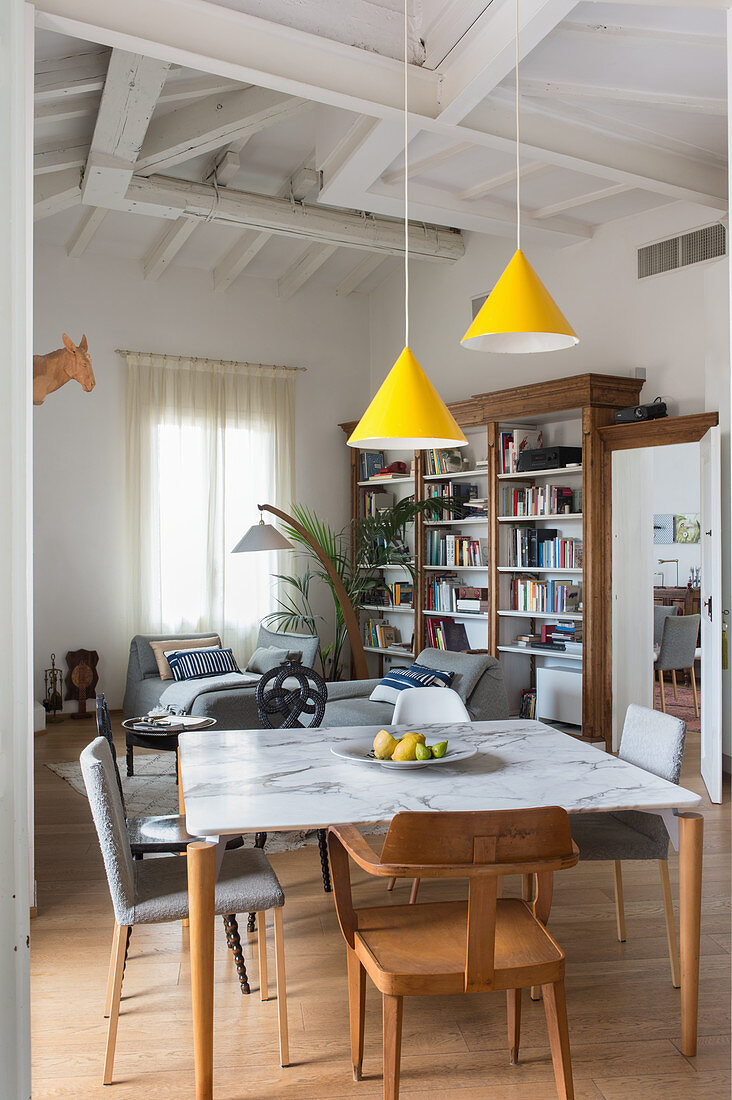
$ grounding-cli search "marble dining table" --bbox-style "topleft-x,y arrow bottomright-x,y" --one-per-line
178,718 -> 704,1100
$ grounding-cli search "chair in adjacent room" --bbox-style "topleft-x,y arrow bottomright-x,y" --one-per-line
80,737 -> 289,1085
654,613 -> 700,717
328,807 -> 579,1100
392,685 -> 470,725
569,703 -> 686,986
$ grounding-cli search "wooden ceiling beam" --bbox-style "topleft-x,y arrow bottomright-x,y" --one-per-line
142,217 -> 198,280
66,206 -> 108,257
277,242 -> 336,300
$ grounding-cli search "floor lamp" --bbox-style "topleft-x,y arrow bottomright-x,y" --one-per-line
232,503 -> 369,680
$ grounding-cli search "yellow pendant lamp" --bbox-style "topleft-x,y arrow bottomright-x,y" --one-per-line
460,0 -> 578,355
348,1 -> 467,452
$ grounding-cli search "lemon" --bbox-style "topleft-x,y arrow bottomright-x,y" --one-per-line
391,736 -> 420,761
415,743 -> 432,761
373,730 -> 398,759
431,740 -> 448,759
402,731 -> 426,744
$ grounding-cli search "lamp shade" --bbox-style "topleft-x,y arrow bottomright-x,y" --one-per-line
461,250 -> 578,354
231,522 -> 293,553
347,346 -> 467,450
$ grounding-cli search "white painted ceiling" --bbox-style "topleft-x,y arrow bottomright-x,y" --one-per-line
33,1 -> 728,299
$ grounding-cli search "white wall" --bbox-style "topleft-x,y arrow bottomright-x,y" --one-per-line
653,442 -> 701,588
33,244 -> 371,707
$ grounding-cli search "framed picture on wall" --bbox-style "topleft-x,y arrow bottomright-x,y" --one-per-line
674,513 -> 701,543
653,514 -> 674,544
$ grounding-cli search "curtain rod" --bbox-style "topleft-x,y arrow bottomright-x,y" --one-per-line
115,349 -> 306,372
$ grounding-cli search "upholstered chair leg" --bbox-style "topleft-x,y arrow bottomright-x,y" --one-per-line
690,669 -> 699,717
408,878 -> 421,905
223,914 -> 250,994
613,861 -> 627,942
671,669 -> 679,700
347,947 -> 366,1081
257,912 -> 269,1001
659,860 -> 681,988
273,907 -> 290,1067
103,922 -> 129,1085
382,994 -> 404,1100
249,833 -> 268,932
507,987 -> 521,1065
317,828 -> 332,892
542,980 -> 574,1100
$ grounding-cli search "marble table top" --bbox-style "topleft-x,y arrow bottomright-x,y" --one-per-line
178,720 -> 701,838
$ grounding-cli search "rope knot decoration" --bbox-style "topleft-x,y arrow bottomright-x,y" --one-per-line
256,653 -> 327,729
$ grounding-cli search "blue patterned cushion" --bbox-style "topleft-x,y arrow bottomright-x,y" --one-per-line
166,647 -> 240,681
369,663 -> 454,705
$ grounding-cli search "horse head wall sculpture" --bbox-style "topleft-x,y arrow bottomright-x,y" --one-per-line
33,333 -> 96,406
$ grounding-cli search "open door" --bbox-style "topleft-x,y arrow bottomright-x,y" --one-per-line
700,425 -> 722,803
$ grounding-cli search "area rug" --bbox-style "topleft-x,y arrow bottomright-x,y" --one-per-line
652,680 -> 701,734
45,752 -> 387,853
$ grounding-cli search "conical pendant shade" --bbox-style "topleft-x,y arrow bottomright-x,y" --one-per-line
347,346 -> 467,450
461,249 -> 579,354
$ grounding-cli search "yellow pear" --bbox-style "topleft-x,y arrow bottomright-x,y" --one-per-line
402,731 -> 426,744
373,730 -> 398,760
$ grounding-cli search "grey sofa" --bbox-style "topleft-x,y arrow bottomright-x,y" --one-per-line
322,648 -> 508,727
122,624 -> 320,730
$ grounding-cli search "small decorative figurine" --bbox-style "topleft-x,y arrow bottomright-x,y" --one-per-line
33,334 -> 95,406
43,653 -> 64,723
65,649 -> 99,720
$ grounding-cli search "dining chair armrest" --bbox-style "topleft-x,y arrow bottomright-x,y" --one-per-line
328,824 -> 384,875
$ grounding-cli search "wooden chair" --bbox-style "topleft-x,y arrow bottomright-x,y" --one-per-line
328,807 -> 579,1100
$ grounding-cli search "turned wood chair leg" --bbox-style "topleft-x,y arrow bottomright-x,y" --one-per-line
690,668 -> 699,718
103,922 -> 129,1085
659,860 -> 681,988
126,743 -> 134,777
382,994 -> 404,1100
507,987 -> 521,1065
658,669 -> 666,713
671,669 -> 678,700
223,915 -> 250,994
273,907 -> 290,1068
257,912 -> 269,1001
347,947 -> 366,1081
613,861 -> 627,942
542,979 -> 574,1100
249,832 -> 269,932
317,828 -> 332,893
409,878 -> 420,904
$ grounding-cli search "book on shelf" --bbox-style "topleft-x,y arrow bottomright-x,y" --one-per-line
508,527 -> 582,569
365,620 -> 401,649
509,577 -> 583,614
424,448 -> 465,476
426,530 -> 488,567
501,484 -> 582,517
360,450 -> 385,480
426,578 -> 489,614
365,490 -> 394,517
425,617 -> 470,652
519,688 -> 537,720
499,426 -> 544,474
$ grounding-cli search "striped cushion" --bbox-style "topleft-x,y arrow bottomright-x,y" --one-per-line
369,663 -> 454,705
166,646 -> 240,681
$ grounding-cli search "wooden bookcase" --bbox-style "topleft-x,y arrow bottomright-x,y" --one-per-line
341,373 -> 644,744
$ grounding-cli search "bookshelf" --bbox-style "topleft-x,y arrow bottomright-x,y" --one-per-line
341,373 -> 645,745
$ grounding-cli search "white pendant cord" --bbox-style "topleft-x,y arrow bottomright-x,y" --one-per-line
404,0 -> 409,348
515,0 -> 521,253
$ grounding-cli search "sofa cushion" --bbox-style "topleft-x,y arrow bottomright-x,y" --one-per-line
415,648 -> 491,702
246,645 -> 300,675
321,696 -> 395,728
130,633 -> 225,681
369,663 -> 454,705
167,647 -> 240,681
326,679 -> 382,701
149,635 -> 221,679
257,625 -> 319,670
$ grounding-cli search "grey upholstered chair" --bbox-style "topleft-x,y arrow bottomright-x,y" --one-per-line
80,737 -> 289,1084
653,604 -> 678,647
655,613 -> 700,717
569,704 -> 686,987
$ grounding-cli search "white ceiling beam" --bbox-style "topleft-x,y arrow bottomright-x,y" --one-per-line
437,0 -> 577,125
531,183 -> 632,220
158,74 -> 240,104
65,206 -> 108,256
381,142 -> 474,185
335,252 -> 388,296
34,167 -> 81,221
277,242 -> 336,301
212,230 -> 272,292
205,149 -> 240,187
34,140 -> 88,175
34,48 -> 109,100
142,216 -> 198,280
459,162 -> 550,202
82,50 -> 170,206
135,87 -> 309,177
120,174 -> 465,261
34,93 -> 100,123
559,21 -> 724,50
521,79 -> 726,117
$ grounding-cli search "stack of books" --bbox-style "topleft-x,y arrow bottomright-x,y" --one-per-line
514,622 -> 583,652
510,578 -> 582,614
455,586 -> 490,614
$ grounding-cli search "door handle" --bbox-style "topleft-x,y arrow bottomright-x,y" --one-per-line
704,595 -> 713,621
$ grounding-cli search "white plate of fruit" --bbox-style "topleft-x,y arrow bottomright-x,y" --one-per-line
330,730 -> 477,769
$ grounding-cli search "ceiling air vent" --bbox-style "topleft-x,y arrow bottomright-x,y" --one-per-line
638,222 -> 726,280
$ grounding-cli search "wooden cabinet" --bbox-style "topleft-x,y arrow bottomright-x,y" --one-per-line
654,586 -> 701,617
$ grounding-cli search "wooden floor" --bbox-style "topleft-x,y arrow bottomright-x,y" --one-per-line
32,717 -> 730,1099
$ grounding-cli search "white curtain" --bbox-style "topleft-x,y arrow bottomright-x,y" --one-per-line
125,352 -> 296,663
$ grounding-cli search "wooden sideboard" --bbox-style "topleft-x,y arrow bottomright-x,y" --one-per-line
654,585 -> 701,617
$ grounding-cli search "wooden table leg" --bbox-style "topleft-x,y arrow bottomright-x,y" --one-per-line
188,841 -> 216,1099
678,812 -> 703,1057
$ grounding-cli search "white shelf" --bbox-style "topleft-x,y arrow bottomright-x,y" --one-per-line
364,646 -> 414,658
498,513 -> 583,523
498,610 -> 583,620
424,565 -> 488,572
498,466 -> 582,481
498,645 -> 583,663
424,610 -> 489,621
424,468 -> 488,481
498,567 -> 582,574
358,477 -> 414,487
425,518 -> 488,527
360,605 -> 414,614
359,562 -> 414,570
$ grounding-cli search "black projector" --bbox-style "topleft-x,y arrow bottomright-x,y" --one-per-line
614,400 -> 668,424
516,446 -> 583,472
